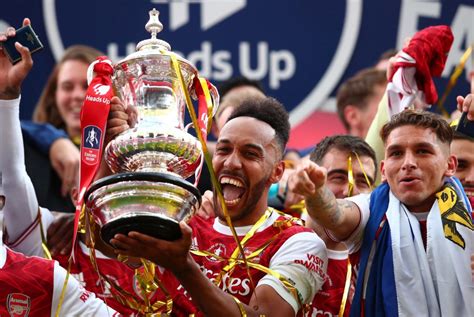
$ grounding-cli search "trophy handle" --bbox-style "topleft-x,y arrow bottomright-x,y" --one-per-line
207,82 -> 220,118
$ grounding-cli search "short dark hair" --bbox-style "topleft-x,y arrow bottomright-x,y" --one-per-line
227,97 -> 290,156
310,135 -> 377,179
336,68 -> 387,130
380,109 -> 453,145
218,77 -> 265,99
377,49 -> 398,64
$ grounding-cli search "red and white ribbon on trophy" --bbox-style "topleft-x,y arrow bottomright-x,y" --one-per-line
72,56 -> 114,256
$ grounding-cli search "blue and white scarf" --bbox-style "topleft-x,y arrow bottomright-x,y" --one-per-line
350,177 -> 474,317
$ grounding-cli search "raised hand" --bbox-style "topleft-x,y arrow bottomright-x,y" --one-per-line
106,96 -> 129,142
0,18 -> 33,99
287,160 -> 327,198
457,94 -> 474,121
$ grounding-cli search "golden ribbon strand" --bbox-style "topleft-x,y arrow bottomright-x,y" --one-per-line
354,152 -> 373,190
198,77 -> 214,133
347,155 -> 354,197
338,260 -> 352,317
54,259 -> 72,317
436,45 -> 473,118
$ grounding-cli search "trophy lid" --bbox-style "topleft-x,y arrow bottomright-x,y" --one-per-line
116,8 -> 197,77
136,8 -> 171,52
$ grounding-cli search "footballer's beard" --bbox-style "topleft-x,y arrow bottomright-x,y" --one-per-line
215,176 -> 270,225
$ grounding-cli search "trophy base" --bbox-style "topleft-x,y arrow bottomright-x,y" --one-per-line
101,213 -> 181,244
85,171 -> 201,246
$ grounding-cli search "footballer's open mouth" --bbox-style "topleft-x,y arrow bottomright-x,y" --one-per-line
220,176 -> 246,207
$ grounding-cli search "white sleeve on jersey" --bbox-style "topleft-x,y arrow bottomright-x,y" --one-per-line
343,193 -> 371,254
257,231 -> 327,314
0,98 -> 55,257
51,261 -> 119,317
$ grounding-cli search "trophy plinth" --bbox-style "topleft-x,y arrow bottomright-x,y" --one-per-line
85,9 -> 217,244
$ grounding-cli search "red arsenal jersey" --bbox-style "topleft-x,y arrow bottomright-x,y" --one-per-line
54,242 -> 138,316
155,211 -> 327,316
306,250 -> 353,317
0,248 -> 54,317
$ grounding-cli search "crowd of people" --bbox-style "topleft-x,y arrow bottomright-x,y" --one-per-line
1,17 -> 473,317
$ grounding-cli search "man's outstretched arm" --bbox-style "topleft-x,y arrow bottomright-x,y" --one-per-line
288,160 -> 361,241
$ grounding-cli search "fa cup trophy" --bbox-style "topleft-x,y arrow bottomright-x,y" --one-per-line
84,9 -> 219,244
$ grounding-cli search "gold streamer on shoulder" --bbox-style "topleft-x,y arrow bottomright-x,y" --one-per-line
232,296 -> 248,317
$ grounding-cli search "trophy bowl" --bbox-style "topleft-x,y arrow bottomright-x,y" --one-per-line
84,9 -> 217,244
85,172 -> 201,243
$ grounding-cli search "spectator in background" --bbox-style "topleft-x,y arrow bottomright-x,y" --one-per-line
374,49 -> 398,71
451,123 -> 474,207
212,76 -> 266,139
24,45 -> 102,214
336,68 -> 387,139
33,45 -> 102,145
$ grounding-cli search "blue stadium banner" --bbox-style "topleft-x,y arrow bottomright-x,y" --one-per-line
2,0 -> 472,148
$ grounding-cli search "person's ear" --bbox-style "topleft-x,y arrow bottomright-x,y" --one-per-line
343,105 -> 361,131
269,160 -> 285,184
380,160 -> 387,182
444,154 -> 457,177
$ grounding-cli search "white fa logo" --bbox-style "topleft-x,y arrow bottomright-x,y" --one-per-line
86,128 -> 98,147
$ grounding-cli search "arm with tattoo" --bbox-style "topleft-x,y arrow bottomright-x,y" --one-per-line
288,161 -> 361,240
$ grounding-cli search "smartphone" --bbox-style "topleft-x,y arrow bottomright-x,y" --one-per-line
455,111 -> 474,139
1,24 -> 44,64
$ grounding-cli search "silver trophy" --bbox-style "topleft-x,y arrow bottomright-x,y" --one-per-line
85,9 -> 219,243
